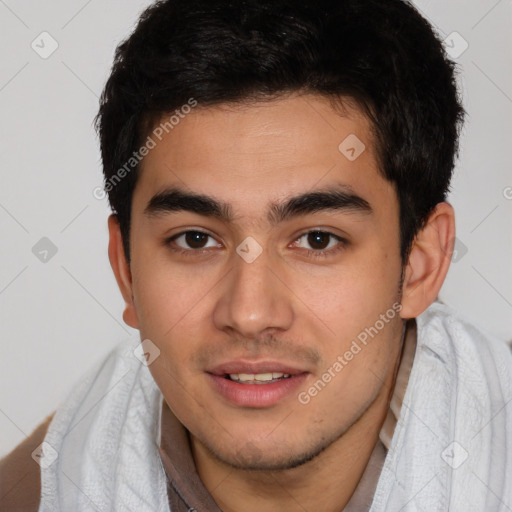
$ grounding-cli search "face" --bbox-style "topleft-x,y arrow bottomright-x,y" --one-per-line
124,93 -> 406,471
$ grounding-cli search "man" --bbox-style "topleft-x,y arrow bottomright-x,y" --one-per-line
2,0 -> 512,510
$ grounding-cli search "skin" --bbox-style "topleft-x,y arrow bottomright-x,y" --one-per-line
108,92 -> 455,512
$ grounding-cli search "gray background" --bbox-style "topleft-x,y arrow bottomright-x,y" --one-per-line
1,0 -> 511,457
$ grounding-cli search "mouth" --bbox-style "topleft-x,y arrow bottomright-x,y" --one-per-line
206,361 -> 309,407
224,372 -> 292,384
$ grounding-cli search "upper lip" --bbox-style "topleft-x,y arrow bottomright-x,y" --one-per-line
207,360 -> 308,376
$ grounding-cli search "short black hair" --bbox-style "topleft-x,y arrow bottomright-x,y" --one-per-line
94,0 -> 465,265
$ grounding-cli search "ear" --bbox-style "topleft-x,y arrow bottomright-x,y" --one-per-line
107,214 -> 139,329
400,202 -> 455,319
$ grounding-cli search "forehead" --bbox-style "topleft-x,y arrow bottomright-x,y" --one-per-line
132,93 -> 394,219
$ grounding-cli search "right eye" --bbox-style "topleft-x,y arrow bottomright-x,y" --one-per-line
165,230 -> 222,255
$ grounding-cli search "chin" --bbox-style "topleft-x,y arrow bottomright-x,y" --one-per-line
203,433 -> 333,472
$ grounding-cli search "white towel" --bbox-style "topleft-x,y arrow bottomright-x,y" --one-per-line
38,301 -> 512,511
38,337 -> 171,512
370,302 -> 512,511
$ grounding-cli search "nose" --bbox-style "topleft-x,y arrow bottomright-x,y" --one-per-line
212,244 -> 294,340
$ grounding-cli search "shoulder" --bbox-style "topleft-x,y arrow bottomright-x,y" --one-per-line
416,300 -> 512,379
0,340 -> 143,512
418,300 -> 511,351
0,412 -> 55,512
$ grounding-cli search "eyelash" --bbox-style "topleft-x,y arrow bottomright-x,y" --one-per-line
163,230 -> 347,259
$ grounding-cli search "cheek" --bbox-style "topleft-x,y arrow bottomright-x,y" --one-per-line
301,261 -> 403,375
309,311 -> 403,408
131,245 -> 210,334
297,262 -> 397,331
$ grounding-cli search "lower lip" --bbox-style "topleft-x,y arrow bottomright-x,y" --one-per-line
207,373 -> 308,408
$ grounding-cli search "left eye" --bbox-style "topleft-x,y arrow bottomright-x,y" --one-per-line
292,231 -> 343,252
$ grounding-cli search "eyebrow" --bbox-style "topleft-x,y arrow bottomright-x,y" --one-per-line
143,184 -> 373,225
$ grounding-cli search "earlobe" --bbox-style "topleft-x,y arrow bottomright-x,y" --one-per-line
107,214 -> 139,330
399,202 -> 455,319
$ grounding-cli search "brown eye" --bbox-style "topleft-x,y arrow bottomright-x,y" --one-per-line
292,230 -> 347,259
306,231 -> 331,250
183,231 -> 209,249
166,230 -> 220,252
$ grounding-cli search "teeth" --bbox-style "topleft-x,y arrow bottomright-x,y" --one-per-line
229,372 -> 291,383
